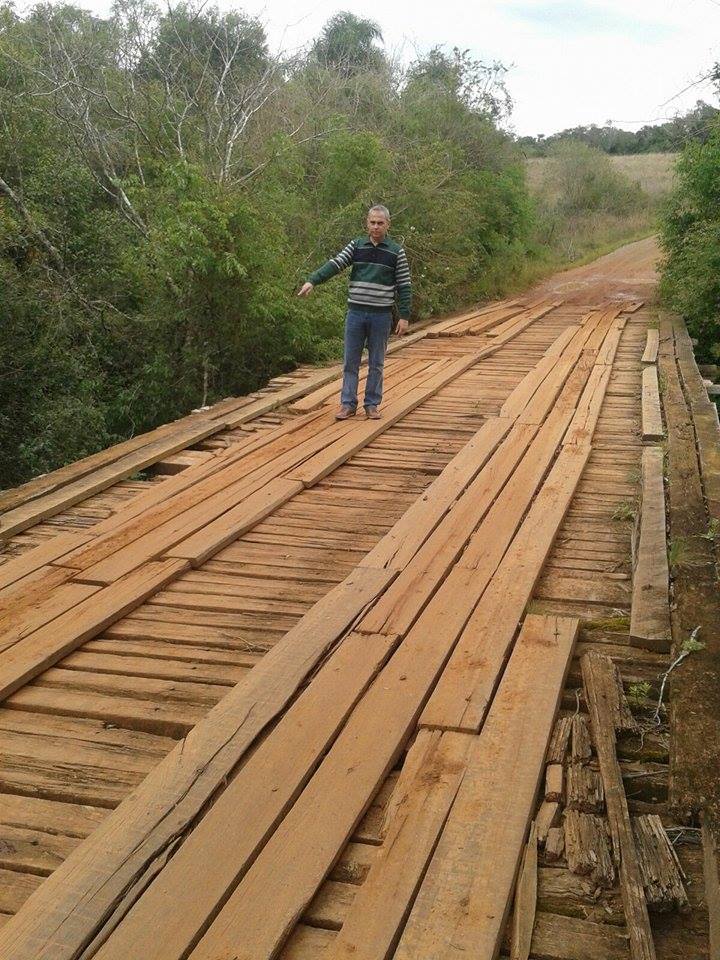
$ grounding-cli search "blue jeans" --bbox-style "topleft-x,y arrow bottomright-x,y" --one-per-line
341,308 -> 393,410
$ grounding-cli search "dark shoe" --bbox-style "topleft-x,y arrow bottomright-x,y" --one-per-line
365,405 -> 381,420
335,405 -> 356,420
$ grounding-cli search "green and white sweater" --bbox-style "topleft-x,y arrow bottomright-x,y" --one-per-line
308,235 -> 412,319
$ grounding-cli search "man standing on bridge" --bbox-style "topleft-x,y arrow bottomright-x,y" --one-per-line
298,205 -> 412,420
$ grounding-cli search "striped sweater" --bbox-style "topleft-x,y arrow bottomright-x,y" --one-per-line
308,235 -> 412,319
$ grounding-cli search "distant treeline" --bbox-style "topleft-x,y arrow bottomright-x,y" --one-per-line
518,101 -> 718,156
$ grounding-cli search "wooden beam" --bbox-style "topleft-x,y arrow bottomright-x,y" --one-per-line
630,447 -> 671,652
641,329 -> 659,365
641,366 -> 664,441
510,823 -> 538,960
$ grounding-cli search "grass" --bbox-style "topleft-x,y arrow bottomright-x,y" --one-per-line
526,153 -> 677,199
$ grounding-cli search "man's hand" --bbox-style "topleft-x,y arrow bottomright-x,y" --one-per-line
395,318 -> 409,336
297,282 -> 314,298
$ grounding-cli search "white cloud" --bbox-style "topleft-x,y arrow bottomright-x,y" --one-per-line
46,0 -> 720,134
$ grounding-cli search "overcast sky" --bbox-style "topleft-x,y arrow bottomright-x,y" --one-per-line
73,0 -> 720,135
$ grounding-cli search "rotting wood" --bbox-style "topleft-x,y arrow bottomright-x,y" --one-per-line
547,716 -> 573,764
536,801 -> 562,846
630,447 -> 671,652
632,814 -> 689,913
566,764 -> 605,814
581,651 -> 657,960
545,827 -> 565,862
545,764 -> 564,802
572,714 -> 593,762
563,810 -> 615,887
702,819 -> 720,958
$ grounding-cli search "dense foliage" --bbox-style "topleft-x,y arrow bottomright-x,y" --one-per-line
660,117 -> 720,360
0,3 -> 652,488
519,102 -> 718,156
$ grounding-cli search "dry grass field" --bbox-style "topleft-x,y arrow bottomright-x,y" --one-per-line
526,152 -> 677,198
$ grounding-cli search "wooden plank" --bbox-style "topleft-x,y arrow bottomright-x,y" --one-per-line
510,822 -> 538,960
632,814 -> 689,912
394,615 -> 579,960
0,422 -> 223,540
0,533 -> 92,593
91,630 -> 403,960
0,559 -> 188,701
641,366 -> 664,441
286,355 -> 481,487
420,444 -> 591,732
0,567 -> 394,960
330,730 -> 471,960
630,447 -> 671,652
0,582 -> 100,654
641,329 -> 659,365
165,478 -> 303,566
0,795 -> 105,839
581,651 -> 657,960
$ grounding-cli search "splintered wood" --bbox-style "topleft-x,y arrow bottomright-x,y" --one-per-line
1,277 -> 706,960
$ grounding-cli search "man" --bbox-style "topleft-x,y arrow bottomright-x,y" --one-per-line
298,205 -> 411,420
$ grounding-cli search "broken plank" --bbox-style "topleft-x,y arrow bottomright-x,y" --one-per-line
581,651 -> 657,960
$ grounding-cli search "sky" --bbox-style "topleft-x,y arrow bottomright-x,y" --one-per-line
71,0 -> 720,135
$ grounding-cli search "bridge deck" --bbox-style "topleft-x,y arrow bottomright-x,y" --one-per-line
0,237 -> 715,960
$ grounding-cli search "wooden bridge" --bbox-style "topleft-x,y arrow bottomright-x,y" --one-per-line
0,236 -> 718,960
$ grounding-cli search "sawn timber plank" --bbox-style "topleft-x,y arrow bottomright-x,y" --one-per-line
641,366 -> 664,441
0,567 -> 395,960
91,629 -> 402,960
394,615 -> 579,960
0,559 -> 188,701
641,329 -> 659,365
629,447 -> 671,651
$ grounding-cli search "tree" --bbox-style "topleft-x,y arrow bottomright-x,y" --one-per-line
311,12 -> 384,76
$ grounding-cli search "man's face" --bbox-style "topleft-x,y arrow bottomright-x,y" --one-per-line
367,211 -> 389,243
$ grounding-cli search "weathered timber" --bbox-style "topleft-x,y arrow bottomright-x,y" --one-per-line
582,651 -> 657,960
641,365 -> 664,442
632,814 -> 689,913
510,823 -> 538,960
564,810 -> 615,887
630,447 -> 671,652
566,764 -> 605,814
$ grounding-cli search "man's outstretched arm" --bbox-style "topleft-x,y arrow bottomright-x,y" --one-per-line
298,240 -> 356,296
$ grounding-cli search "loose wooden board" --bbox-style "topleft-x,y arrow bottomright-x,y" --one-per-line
395,615 -> 579,960
641,366 -> 664,441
